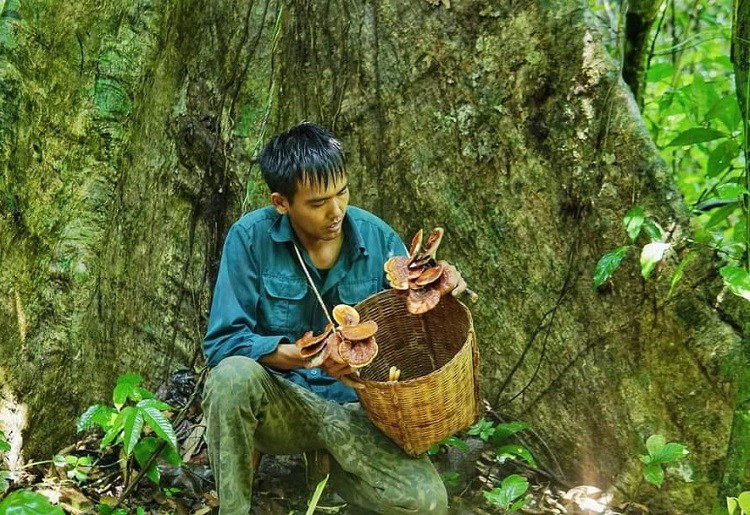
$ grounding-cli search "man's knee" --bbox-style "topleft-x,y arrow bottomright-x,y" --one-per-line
204,356 -> 267,408
409,480 -> 448,514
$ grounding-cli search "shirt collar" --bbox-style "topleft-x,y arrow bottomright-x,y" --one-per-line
268,211 -> 368,257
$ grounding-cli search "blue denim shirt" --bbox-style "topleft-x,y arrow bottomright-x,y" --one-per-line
203,205 -> 407,403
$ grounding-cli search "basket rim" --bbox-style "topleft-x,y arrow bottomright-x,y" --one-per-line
355,290 -> 475,387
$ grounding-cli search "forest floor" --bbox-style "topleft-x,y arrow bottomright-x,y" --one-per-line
1,371 -> 649,514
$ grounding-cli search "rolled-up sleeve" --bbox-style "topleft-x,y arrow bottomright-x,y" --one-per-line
203,224 -> 285,367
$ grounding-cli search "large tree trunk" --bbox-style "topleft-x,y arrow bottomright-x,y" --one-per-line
1,0 -> 747,510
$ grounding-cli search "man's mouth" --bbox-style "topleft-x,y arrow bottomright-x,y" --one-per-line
328,220 -> 343,231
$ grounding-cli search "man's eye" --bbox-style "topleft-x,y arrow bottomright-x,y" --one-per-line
311,201 -> 325,207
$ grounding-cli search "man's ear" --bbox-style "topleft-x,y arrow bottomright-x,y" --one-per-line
271,192 -> 289,215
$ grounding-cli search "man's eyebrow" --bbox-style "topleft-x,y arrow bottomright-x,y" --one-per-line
307,182 -> 349,203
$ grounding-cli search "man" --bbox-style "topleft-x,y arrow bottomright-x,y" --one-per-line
202,122 -> 450,514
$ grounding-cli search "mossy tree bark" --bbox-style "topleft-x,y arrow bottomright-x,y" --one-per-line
0,0 -> 747,510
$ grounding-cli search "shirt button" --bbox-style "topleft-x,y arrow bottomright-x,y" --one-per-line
310,369 -> 319,376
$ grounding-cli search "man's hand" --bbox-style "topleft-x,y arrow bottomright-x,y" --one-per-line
259,342 -> 310,371
315,356 -> 356,379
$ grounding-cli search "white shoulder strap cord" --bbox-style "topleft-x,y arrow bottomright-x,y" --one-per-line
292,242 -> 336,329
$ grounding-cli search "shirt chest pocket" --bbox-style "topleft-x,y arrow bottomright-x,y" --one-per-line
338,276 -> 380,306
262,276 -> 309,333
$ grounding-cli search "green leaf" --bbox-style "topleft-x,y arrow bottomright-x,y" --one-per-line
646,62 -> 674,83
721,266 -> 750,302
624,207 -> 646,241
644,463 -> 664,487
484,474 -> 529,507
666,127 -> 727,147
705,94 -> 742,132
442,436 -> 469,452
305,474 -> 330,515
440,471 -> 461,487
738,491 -> 750,512
510,496 -> 531,511
593,246 -> 629,289
122,407 -> 144,457
468,418 -> 495,441
113,383 -> 134,410
717,183 -> 747,200
140,407 -> 177,450
136,398 -> 173,412
100,409 -> 127,449
704,203 -> 739,230
77,404 -> 116,432
117,374 -> 143,387
0,470 -> 11,493
496,444 -> 537,466
0,438 -> 9,454
128,387 -> 155,403
642,219 -> 664,242
640,242 -> 671,280
427,443 -> 440,455
490,421 -> 530,443
645,434 -> 666,458
0,489 -> 65,514
133,438 -> 162,485
650,442 -> 688,464
669,253 -> 695,298
727,496 -> 738,515
707,139 -> 740,178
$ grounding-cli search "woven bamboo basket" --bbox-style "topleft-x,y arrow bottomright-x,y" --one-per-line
353,289 -> 481,456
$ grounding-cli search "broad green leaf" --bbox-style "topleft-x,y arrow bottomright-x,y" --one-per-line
640,242 -> 671,279
0,470 -> 11,493
468,418 -> 495,441
0,436 -> 9,453
128,387 -> 155,403
593,246 -> 629,289
646,434 -> 666,458
707,139 -> 740,178
650,442 -> 688,464
704,203 -> 739,230
644,463 -> 664,487
116,374 -> 143,387
510,496 -> 531,511
496,444 -> 537,466
0,489 -> 65,514
717,183 -> 747,200
443,436 -> 469,452
113,383 -> 134,410
440,471 -> 461,487
738,491 -> 750,512
484,474 -> 529,507
490,421 -> 530,443
624,207 -> 646,241
646,63 -> 674,82
134,438 -> 162,485
122,407 -> 144,456
727,496 -> 738,515
721,266 -> 750,302
77,404 -> 116,432
666,127 -> 727,147
705,94 -> 742,132
140,407 -> 177,450
305,474 -> 329,515
136,398 -> 173,412
100,409 -> 128,449
669,253 -> 695,298
427,443 -> 440,455
642,220 -> 665,242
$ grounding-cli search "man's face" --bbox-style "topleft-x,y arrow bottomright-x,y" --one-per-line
272,174 -> 350,246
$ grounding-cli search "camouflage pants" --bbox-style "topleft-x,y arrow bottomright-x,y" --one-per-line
203,356 -> 448,515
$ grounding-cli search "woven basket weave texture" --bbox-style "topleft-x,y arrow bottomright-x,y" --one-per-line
354,289 -> 480,456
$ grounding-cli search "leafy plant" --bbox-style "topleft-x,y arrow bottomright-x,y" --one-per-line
0,489 -> 63,514
77,374 -> 180,485
639,434 -> 689,488
483,474 -> 530,511
53,454 -> 93,483
727,491 -> 750,515
427,435 -> 470,455
0,429 -> 11,493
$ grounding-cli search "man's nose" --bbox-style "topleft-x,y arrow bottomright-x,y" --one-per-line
331,199 -> 343,218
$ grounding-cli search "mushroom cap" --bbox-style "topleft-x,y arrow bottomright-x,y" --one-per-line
384,256 -> 410,290
332,304 -> 360,327
437,260 -> 460,296
414,263 -> 444,287
408,229 -> 423,258
339,320 -> 378,341
307,342 -> 331,367
422,227 -> 444,258
326,332 -> 346,364
295,324 -> 333,349
406,287 -> 441,315
338,337 -> 379,367
299,336 -> 330,358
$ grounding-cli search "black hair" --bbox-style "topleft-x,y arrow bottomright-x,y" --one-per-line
257,122 -> 346,202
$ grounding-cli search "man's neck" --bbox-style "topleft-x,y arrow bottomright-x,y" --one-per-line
295,229 -> 344,270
